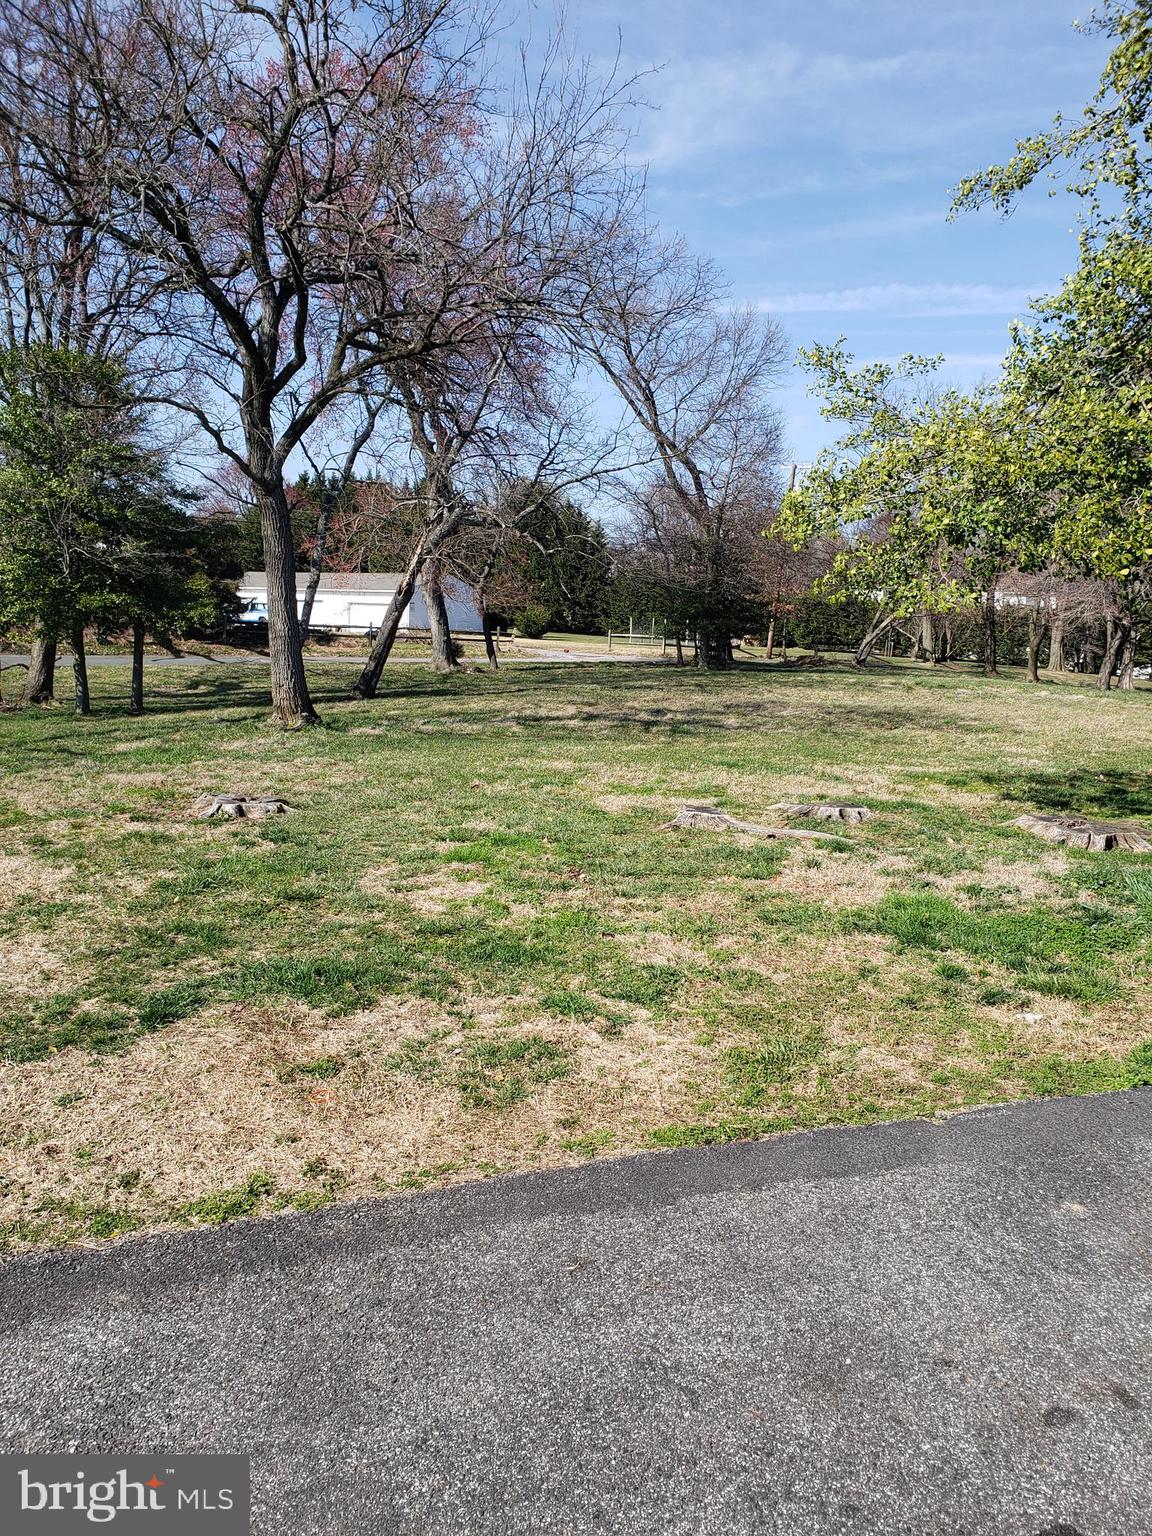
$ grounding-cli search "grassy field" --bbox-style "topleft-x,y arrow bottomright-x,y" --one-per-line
2,656 -> 1152,1251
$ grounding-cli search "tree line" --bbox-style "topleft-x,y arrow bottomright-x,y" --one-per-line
3,1 -> 1152,714
782,1 -> 1152,691
0,0 -> 788,722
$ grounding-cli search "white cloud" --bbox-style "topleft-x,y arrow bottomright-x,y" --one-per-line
742,209 -> 948,249
631,45 -> 947,169
760,282 -> 1039,316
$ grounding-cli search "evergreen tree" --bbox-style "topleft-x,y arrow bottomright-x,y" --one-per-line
0,346 -> 227,712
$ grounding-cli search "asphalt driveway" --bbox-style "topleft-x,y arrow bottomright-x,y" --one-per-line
2,1091 -> 1150,1535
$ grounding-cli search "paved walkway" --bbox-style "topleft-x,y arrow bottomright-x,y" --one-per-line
2,1092 -> 1150,1534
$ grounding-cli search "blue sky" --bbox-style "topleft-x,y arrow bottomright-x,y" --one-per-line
563,0 -> 1112,464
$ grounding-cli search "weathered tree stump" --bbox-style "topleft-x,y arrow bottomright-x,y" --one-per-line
771,802 -> 873,824
194,794 -> 295,821
1013,813 -> 1152,853
662,805 -> 842,841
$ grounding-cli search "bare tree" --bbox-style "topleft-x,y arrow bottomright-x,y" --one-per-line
419,558 -> 459,672
0,0 -> 531,725
347,45 -> 640,698
756,512 -> 840,658
575,236 -> 787,667
351,333 -> 622,694
296,394 -> 387,640
614,478 -> 780,662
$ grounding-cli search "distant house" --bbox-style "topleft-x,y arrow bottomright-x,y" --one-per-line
235,572 -> 483,635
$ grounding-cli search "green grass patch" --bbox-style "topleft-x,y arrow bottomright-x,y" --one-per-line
278,1055 -> 345,1083
4,658 -> 1152,1251
456,1034 -> 572,1110
1011,1039 -> 1152,1097
841,891 -> 1138,1001
0,980 -> 205,1063
177,1172 -> 276,1226
228,949 -> 415,1012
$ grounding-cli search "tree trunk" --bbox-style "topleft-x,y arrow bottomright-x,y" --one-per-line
71,624 -> 90,716
1047,604 -> 1066,672
422,565 -> 459,673
764,615 -> 775,660
258,483 -> 319,727
674,634 -> 684,666
982,586 -> 999,677
1096,621 -> 1127,689
1118,629 -> 1137,691
914,612 -> 935,662
854,609 -> 895,667
130,618 -> 145,714
1025,611 -> 1042,684
353,508 -> 469,698
479,602 -> 499,668
695,627 -> 729,670
352,551 -> 425,699
22,631 -> 57,704
298,493 -> 332,642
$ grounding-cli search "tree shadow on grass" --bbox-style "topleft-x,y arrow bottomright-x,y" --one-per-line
982,768 -> 1152,820
329,661 -> 989,737
9,656 -> 1027,738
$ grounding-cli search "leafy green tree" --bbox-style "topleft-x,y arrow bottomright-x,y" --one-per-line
99,505 -> 233,713
954,6 -> 1152,684
997,239 -> 1152,681
779,344 -> 1050,671
953,2 -> 1152,230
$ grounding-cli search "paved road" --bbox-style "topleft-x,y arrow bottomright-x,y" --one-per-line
2,1092 -> 1150,1535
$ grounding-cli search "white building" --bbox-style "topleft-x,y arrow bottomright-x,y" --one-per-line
236,572 -> 484,635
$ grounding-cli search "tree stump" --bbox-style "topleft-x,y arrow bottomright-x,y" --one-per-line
662,805 -> 841,841
1013,813 -> 1152,853
771,802 -> 873,824
193,794 -> 295,821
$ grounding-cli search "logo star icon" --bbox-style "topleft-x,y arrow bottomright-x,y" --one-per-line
146,1476 -> 164,1490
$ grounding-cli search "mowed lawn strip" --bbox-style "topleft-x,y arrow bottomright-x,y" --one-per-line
2,657 -> 1151,1250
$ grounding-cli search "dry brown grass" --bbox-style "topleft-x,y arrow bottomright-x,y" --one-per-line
928,853 -> 1070,905
3,657 -> 1151,1251
770,848 -> 908,909
0,852 -> 73,907
0,931 -> 71,1000
0,992 -> 720,1245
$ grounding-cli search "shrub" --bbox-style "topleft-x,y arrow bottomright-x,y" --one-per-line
513,602 -> 551,639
